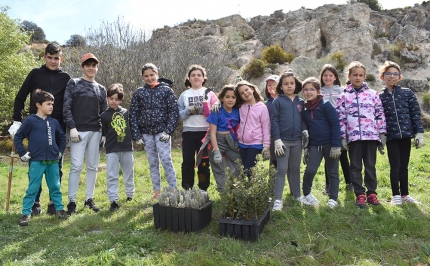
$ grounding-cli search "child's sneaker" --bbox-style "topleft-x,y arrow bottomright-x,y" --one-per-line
84,198 -> 100,212
303,193 -> 319,206
272,199 -> 283,211
31,203 -> 41,216
356,194 -> 367,208
401,195 -> 421,204
19,215 -> 31,226
328,199 -> 338,209
110,201 -> 119,212
367,193 -> 380,205
47,203 -> 56,215
67,202 -> 76,215
390,195 -> 402,205
56,210 -> 69,219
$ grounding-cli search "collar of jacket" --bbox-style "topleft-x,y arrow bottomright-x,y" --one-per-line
345,82 -> 370,93
41,64 -> 61,73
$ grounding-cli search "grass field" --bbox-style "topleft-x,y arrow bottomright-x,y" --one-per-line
0,136 -> 430,265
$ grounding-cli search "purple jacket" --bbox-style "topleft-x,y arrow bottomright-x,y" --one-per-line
237,101 -> 271,147
336,82 -> 386,143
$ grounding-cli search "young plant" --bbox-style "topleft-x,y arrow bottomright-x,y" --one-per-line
157,186 -> 210,209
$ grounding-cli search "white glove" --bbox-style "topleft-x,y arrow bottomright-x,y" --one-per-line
274,139 -> 286,157
188,105 -> 197,115
262,147 -> 270,160
159,132 -> 170,142
377,143 -> 385,155
379,133 -> 387,147
302,148 -> 309,165
58,152 -> 62,159
302,130 -> 309,148
330,147 -> 342,159
70,128 -> 81,142
136,139 -> 144,145
8,121 -> 21,138
340,139 -> 349,151
415,133 -> 424,149
213,149 -> 222,165
20,151 -> 31,162
210,100 -> 221,113
100,136 -> 106,149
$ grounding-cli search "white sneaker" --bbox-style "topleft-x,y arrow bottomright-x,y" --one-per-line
328,199 -> 338,209
401,195 -> 421,204
272,199 -> 283,211
303,193 -> 319,206
390,195 -> 402,205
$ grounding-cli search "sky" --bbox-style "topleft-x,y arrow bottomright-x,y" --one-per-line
1,0 -> 421,44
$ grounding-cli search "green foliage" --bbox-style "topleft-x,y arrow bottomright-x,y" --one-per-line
348,0 -> 382,11
65,34 -> 86,47
0,9 -> 40,129
220,156 -> 275,220
242,58 -> 266,79
366,73 -> 376,82
328,51 -> 347,72
21,20 -> 46,43
261,44 -> 295,64
423,93 -> 430,111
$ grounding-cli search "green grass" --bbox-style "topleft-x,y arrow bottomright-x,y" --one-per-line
1,137 -> 430,265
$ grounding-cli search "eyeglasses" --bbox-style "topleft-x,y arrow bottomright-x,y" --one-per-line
383,72 -> 400,77
303,88 -> 317,92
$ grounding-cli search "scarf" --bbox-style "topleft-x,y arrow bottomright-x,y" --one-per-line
305,95 -> 323,111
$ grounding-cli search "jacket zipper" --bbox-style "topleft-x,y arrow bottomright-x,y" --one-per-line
242,105 -> 250,143
391,89 -> 402,138
354,90 -> 362,141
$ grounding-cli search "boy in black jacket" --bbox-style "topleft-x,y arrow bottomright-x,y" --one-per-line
101,83 -> 135,211
9,43 -> 70,216
14,89 -> 68,226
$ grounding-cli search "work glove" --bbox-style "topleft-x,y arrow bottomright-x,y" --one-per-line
159,132 -> 170,142
195,105 -> 203,114
100,136 -> 106,149
213,149 -> 222,165
210,100 -> 221,113
379,133 -> 387,147
70,128 -> 81,142
136,139 -> 145,146
377,143 -> 385,155
58,152 -> 62,159
330,147 -> 342,159
274,139 -> 286,157
262,147 -> 270,160
302,148 -> 309,165
340,139 -> 349,151
188,105 -> 197,115
8,121 -> 21,138
20,152 -> 31,162
414,133 -> 424,149
302,130 -> 309,149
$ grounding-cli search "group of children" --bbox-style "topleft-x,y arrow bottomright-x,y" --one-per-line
10,43 -> 424,226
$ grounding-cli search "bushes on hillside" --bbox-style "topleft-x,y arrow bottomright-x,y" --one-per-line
262,44 -> 295,64
242,58 -> 266,79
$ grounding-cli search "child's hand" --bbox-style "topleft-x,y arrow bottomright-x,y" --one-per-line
58,152 -> 62,159
210,101 -> 221,113
159,132 -> 170,142
377,143 -> 385,155
261,147 -> 270,160
136,139 -> 145,146
302,148 -> 309,165
100,136 -> 106,149
340,139 -> 349,151
415,133 -> 424,149
329,147 -> 341,159
213,149 -> 222,165
301,130 -> 309,149
70,128 -> 81,142
8,121 -> 21,138
274,139 -> 285,157
20,152 -> 31,162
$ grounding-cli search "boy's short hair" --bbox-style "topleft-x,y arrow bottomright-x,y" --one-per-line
107,83 -> 124,100
45,43 -> 62,55
81,53 -> 99,66
32,89 -> 54,106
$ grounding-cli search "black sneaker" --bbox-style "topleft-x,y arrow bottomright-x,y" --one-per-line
110,201 -> 119,212
19,215 -> 31,226
67,202 -> 76,215
31,203 -> 42,216
56,210 -> 69,219
126,197 -> 133,202
84,198 -> 100,212
47,203 -> 56,215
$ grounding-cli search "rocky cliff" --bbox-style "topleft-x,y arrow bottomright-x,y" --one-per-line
151,2 -> 430,95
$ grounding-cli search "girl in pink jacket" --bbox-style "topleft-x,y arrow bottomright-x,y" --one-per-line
336,61 -> 386,208
235,80 -> 271,176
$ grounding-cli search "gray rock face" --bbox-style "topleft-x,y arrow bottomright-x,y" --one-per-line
149,2 -> 430,94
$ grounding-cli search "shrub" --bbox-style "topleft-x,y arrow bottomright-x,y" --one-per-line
242,58 -> 266,79
423,93 -> 430,110
262,44 -> 295,64
328,51 -> 347,72
366,73 -> 376,82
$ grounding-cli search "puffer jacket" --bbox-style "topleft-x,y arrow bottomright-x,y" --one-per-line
336,82 -> 386,143
379,85 -> 424,140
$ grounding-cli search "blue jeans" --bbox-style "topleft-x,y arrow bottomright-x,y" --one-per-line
22,161 -> 63,215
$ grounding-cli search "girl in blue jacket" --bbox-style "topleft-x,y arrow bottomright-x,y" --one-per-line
379,61 -> 424,205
